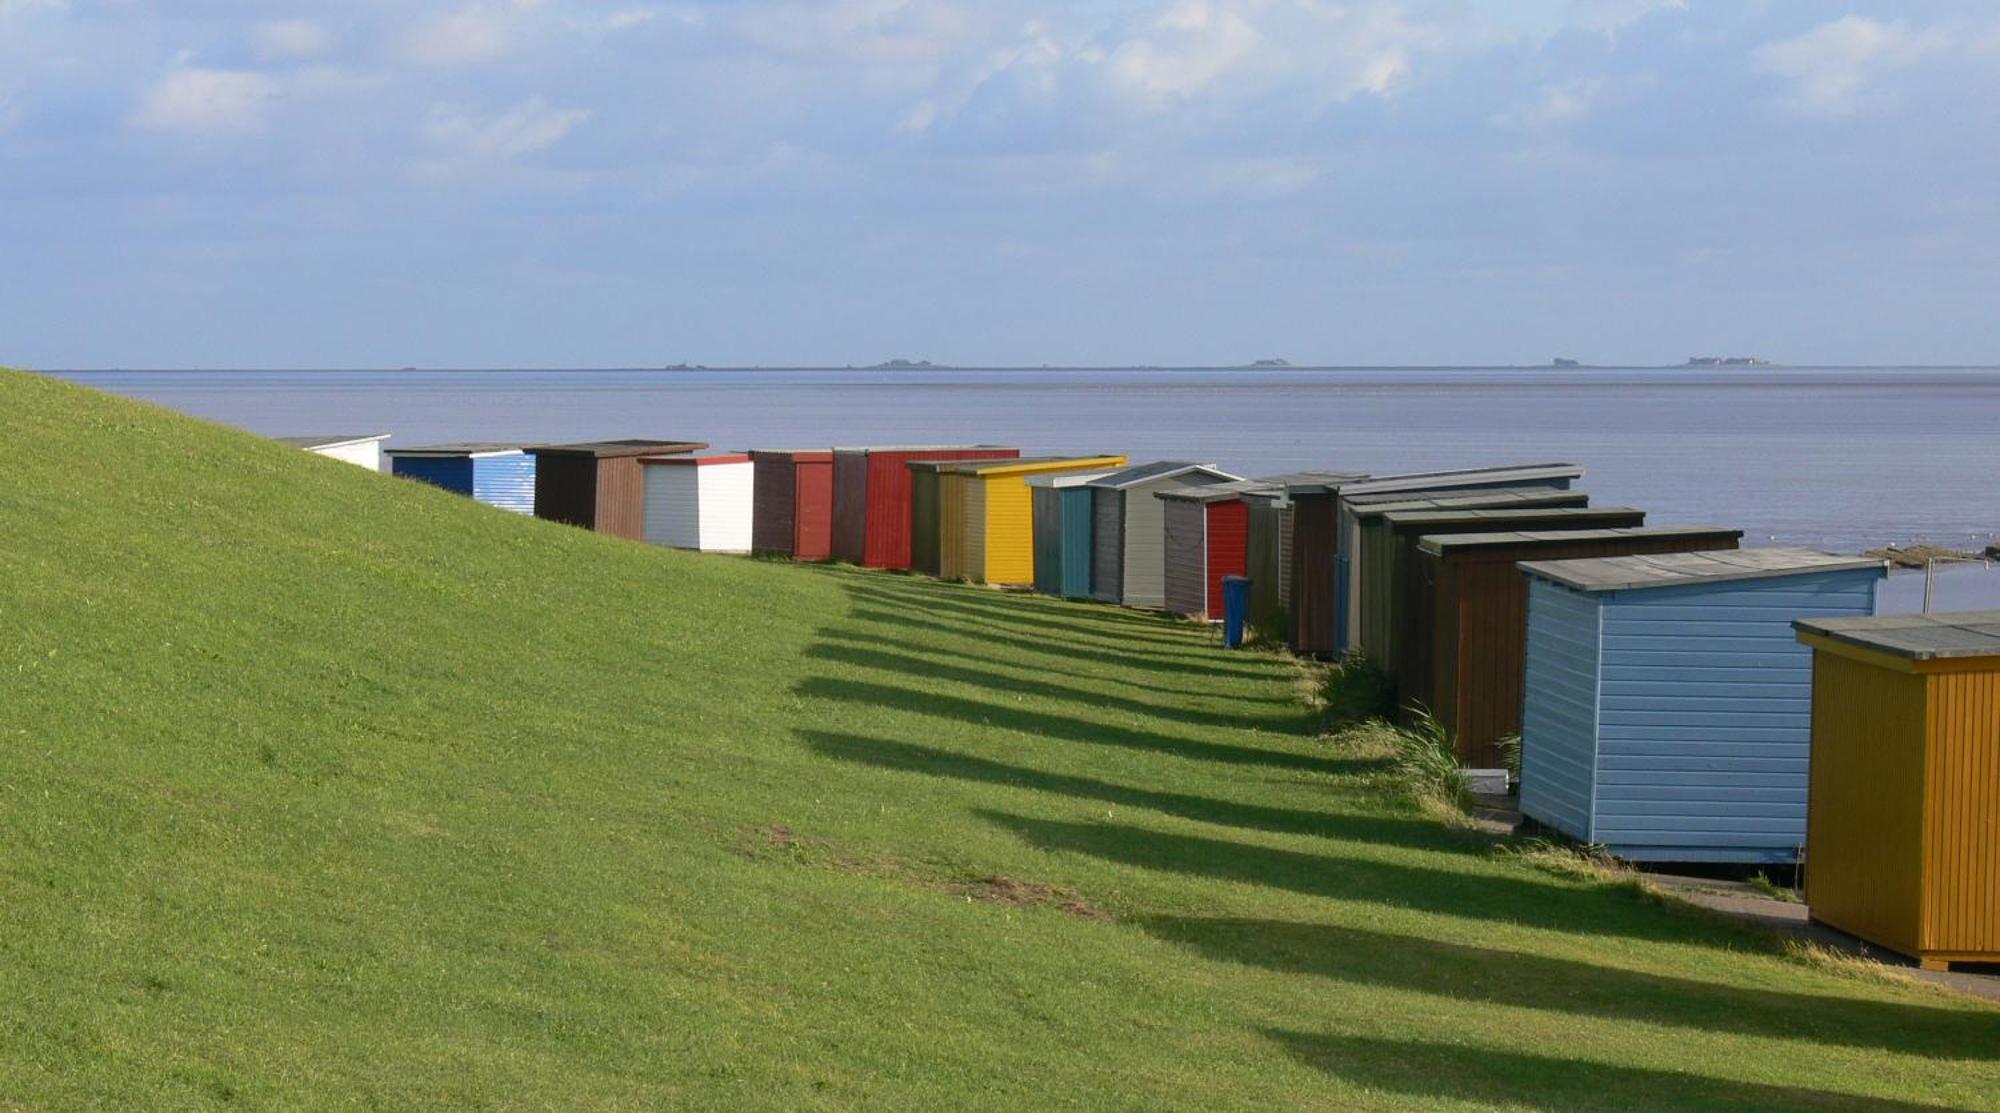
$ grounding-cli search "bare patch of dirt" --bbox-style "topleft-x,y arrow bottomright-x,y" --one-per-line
940,875 -> 1109,921
733,826 -> 1109,921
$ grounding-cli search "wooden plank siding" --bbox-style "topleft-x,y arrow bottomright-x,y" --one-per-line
1287,492 -> 1338,655
1059,488 -> 1095,598
533,453 -> 599,532
1031,486 -> 1063,595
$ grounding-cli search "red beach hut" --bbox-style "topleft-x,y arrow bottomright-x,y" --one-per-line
830,445 -> 1021,569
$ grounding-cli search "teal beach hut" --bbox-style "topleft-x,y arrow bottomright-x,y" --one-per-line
1030,471 -> 1112,598
1518,548 -> 1887,864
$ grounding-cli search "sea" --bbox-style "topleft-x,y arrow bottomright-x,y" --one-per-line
51,365 -> 2000,606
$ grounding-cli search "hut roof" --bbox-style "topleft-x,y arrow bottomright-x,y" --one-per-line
1794,610 -> 2000,661
277,434 -> 389,450
1524,547 -> 1885,593
1418,525 -> 1742,556
1088,461 -> 1238,489
1349,487 -> 1591,519
530,439 -> 707,458
384,442 -> 526,457
1336,463 -> 1584,498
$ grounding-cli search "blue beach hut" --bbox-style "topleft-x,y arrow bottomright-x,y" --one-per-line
386,443 -> 537,514
1029,471 -> 1113,598
1518,548 -> 1887,864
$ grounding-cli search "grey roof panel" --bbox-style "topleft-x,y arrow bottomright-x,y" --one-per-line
1087,461 -> 1238,489
1795,610 -> 2000,660
1350,488 -> 1592,518
1523,547 -> 1887,592
385,441 -> 528,457
1418,525 -> 1743,555
829,444 -> 1016,454
1336,463 -> 1584,498
529,439 -> 707,457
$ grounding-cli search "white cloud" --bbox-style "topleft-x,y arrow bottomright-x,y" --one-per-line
420,95 -> 588,168
398,4 -> 533,66
1106,1 -> 1263,102
132,68 -> 276,135
1565,0 -> 1685,37
1493,78 -> 1605,131
253,19 -> 330,63
735,0 -> 982,67
1754,16 -> 1946,118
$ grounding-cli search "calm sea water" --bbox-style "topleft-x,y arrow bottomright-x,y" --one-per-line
53,366 -> 2000,555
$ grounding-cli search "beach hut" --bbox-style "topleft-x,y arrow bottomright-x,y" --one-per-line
938,456 -> 1128,585
750,449 -> 835,560
529,439 -> 707,539
1399,525 -> 1744,767
385,443 -> 535,513
1087,462 -> 1242,609
1158,480 -> 1276,620
1357,502 -> 1642,670
1029,471 -> 1115,598
1243,471 -> 1364,640
1792,611 -> 2000,969
830,445 -> 1020,569
278,434 -> 390,471
1284,465 -> 1581,658
1517,549 -> 1886,864
1333,466 -> 1586,656
640,453 -> 755,552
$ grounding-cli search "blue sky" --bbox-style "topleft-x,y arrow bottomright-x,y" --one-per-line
2,1 -> 1996,367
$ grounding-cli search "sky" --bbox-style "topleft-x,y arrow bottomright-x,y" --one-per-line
1,0 -> 1997,368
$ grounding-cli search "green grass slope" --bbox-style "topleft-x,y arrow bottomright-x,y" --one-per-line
0,367 -> 1995,1110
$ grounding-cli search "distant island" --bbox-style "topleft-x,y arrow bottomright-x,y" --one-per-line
1551,357 -> 1581,368
869,358 -> 942,370
660,362 -> 709,371
1244,358 -> 1293,368
1686,356 -> 1775,368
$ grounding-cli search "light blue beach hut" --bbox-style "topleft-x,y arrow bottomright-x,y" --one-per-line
1518,548 -> 1887,864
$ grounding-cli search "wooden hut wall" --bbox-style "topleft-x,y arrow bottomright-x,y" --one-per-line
1162,498 -> 1210,617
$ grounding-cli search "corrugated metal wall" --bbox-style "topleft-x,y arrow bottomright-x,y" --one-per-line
1590,571 -> 1878,862
642,464 -> 702,549
1204,500 -> 1248,618
1805,649 -> 1930,957
1519,578 -> 1603,842
697,463 -> 755,552
751,452 -> 798,556
1091,489 -> 1125,603
1162,499 -> 1208,617
391,455 -> 473,495
471,453 -> 535,514
981,474 -> 1037,585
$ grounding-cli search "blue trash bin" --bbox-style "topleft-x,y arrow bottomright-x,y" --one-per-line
1222,575 -> 1252,649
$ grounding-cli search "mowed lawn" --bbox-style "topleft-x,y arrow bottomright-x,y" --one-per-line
0,367 -> 1995,1110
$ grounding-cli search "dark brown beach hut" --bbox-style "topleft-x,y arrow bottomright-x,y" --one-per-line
1358,502 -> 1646,670
751,449 -> 836,560
529,439 -> 707,539
1397,525 -> 1744,766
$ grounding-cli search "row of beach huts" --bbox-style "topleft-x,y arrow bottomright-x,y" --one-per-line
292,433 -> 1999,972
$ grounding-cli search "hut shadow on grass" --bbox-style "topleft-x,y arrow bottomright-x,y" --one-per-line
825,628 -> 1303,705
803,641 -> 1322,734
981,812 -> 1774,951
801,732 -> 1460,851
793,677 -> 1351,777
845,607 -> 1272,681
1265,1031 -> 1982,1112
842,583 -> 1208,649
1146,916 -> 2000,1062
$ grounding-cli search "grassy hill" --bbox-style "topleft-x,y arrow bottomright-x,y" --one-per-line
0,367 -> 1995,1110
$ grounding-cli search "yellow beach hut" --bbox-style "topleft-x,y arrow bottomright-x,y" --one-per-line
938,455 -> 1127,586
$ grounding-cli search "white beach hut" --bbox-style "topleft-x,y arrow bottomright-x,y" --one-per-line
641,453 -> 755,552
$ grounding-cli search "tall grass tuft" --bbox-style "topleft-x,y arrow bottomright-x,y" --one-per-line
1392,706 -> 1470,810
